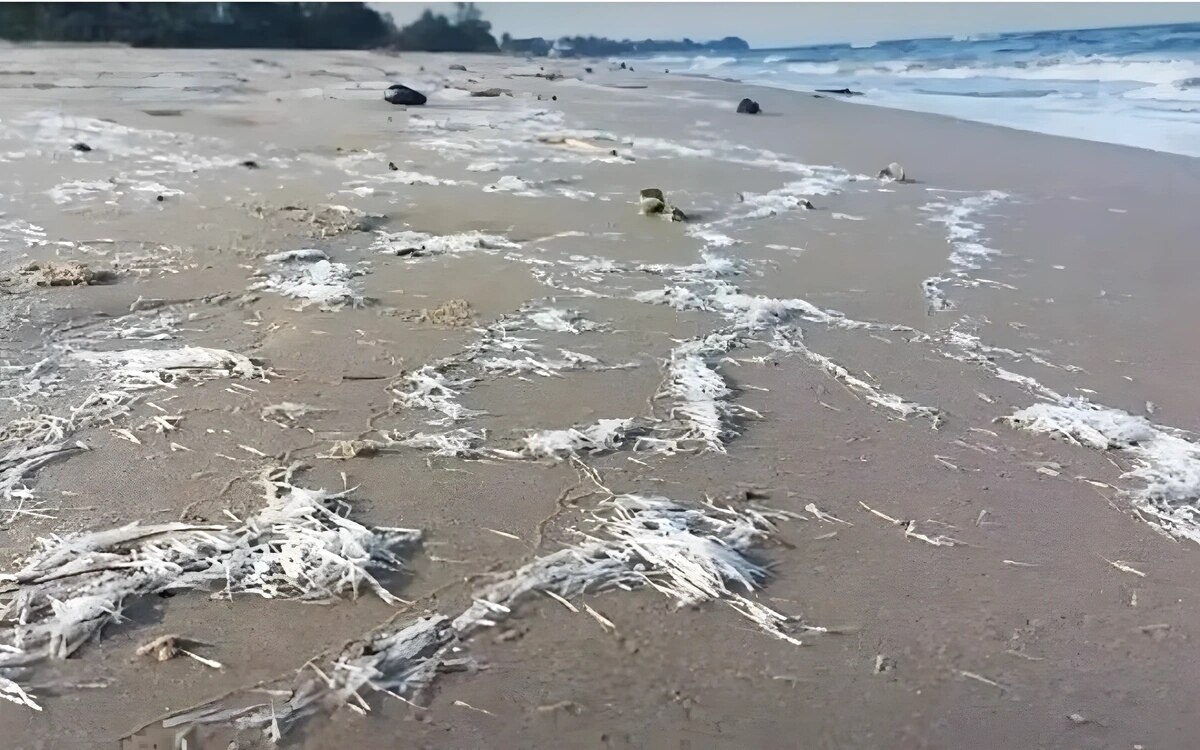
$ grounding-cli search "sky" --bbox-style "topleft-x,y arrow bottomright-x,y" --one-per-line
374,2 -> 1200,48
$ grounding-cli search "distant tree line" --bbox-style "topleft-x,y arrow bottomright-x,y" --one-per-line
0,3 -> 747,56
0,3 -> 393,49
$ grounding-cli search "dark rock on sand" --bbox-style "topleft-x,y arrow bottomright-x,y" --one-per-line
449,63 -> 467,71
71,142 -> 92,152
816,88 -> 864,96
388,161 -> 399,171
878,162 -> 906,182
240,160 -> 260,169
639,188 -> 688,222
584,67 -> 593,74
737,98 -> 761,114
471,87 -> 511,97
619,62 -> 627,70
384,84 -> 427,106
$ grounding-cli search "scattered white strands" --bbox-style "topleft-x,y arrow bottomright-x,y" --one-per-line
655,333 -> 744,453
0,465 -> 421,705
392,366 -> 481,425
805,503 -> 852,525
391,429 -> 485,458
957,669 -> 1007,693
250,255 -> 365,311
370,229 -> 519,259
1101,556 -> 1146,578
920,190 -> 1009,308
0,674 -> 42,710
453,494 -> 804,644
67,346 -> 266,389
526,307 -> 597,334
1003,399 -> 1200,542
772,332 -> 942,427
518,419 -> 639,460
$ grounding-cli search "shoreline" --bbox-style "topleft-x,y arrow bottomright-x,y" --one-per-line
1,46 -> 1199,749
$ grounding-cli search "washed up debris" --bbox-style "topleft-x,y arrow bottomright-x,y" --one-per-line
878,162 -> 906,182
815,88 -> 863,96
250,249 -> 366,310
455,494 -> 804,644
393,365 -> 481,425
391,298 -> 475,327
1002,398 -> 1200,543
449,63 -> 467,72
384,84 -> 427,106
391,428 -> 485,458
371,229 -> 519,258
144,493 -> 801,741
649,332 -> 747,453
805,502 -> 852,525
736,98 -> 761,114
6,260 -> 115,288
515,419 -> 640,460
639,188 -> 687,222
1101,556 -> 1145,578
264,204 -> 384,238
0,465 -> 421,704
261,402 -> 322,425
68,346 -> 266,387
472,87 -> 511,97
135,634 -> 222,669
327,439 -> 389,459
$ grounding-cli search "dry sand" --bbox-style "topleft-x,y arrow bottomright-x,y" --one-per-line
1,46 -> 1199,749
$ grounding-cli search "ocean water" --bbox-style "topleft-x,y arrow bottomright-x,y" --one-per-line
637,23 -> 1200,157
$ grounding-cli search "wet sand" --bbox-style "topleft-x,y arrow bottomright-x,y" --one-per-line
2,46 -> 1200,749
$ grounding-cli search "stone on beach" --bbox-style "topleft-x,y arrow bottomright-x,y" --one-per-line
878,162 -> 906,181
639,188 -> 688,222
384,84 -> 427,106
449,63 -> 467,71
471,87 -> 511,97
737,98 -> 761,114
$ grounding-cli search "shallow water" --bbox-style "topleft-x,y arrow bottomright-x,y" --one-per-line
631,22 -> 1200,156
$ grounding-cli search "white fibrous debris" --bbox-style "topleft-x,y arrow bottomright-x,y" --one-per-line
151,493 -> 803,741
1003,399 -> 1200,542
921,190 -> 1008,309
392,365 -> 481,425
771,331 -> 942,427
483,174 -> 537,194
251,249 -> 364,310
371,229 -> 519,258
479,349 -> 613,378
656,333 -> 746,452
922,276 -> 952,312
157,614 -> 455,740
526,307 -> 596,334
351,169 -> 458,187
454,494 -> 801,644
2,345 -> 263,512
67,346 -> 266,389
0,467 -> 421,705
634,285 -> 709,311
0,442 -> 85,511
928,323 -> 1065,402
392,428 -> 486,457
517,419 -> 638,459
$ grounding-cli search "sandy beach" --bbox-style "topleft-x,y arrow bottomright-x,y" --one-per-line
2,45 -> 1200,749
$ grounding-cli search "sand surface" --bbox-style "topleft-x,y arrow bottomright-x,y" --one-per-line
2,47 -> 1200,749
